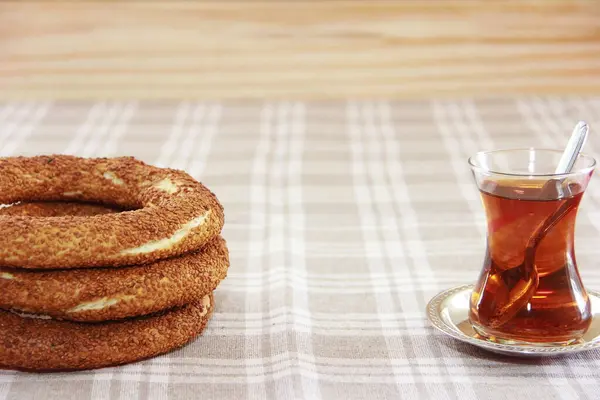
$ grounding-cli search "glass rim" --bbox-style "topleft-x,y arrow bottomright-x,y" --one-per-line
468,147 -> 597,178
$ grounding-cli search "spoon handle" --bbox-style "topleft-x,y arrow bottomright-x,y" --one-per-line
554,121 -> 589,174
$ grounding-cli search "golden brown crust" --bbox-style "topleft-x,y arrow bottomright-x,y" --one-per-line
0,155 -> 224,269
0,236 -> 228,321
0,294 -> 214,372
0,201 -> 229,321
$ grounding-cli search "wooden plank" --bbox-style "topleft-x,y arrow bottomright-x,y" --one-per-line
1,1 -> 599,99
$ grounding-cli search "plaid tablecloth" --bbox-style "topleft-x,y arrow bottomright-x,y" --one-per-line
1,98 -> 600,400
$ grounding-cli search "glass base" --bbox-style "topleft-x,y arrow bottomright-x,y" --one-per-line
471,323 -> 584,347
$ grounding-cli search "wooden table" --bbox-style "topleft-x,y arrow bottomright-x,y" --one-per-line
1,0 -> 599,100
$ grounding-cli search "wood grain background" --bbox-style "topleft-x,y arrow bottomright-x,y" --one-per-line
2,1 -> 600,100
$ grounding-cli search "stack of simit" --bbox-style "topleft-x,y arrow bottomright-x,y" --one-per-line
0,155 -> 228,371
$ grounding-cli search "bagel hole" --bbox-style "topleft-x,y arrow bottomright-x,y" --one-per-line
0,201 -> 136,218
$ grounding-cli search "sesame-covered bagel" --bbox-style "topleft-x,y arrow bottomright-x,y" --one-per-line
0,155 -> 224,269
0,235 -> 228,322
0,294 -> 213,372
0,196 -> 228,322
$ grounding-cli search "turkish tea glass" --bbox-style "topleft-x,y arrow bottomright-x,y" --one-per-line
468,148 -> 596,345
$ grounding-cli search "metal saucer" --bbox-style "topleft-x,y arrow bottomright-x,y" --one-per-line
426,284 -> 600,357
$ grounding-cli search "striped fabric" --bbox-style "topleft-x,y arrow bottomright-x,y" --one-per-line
1,98 -> 600,400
